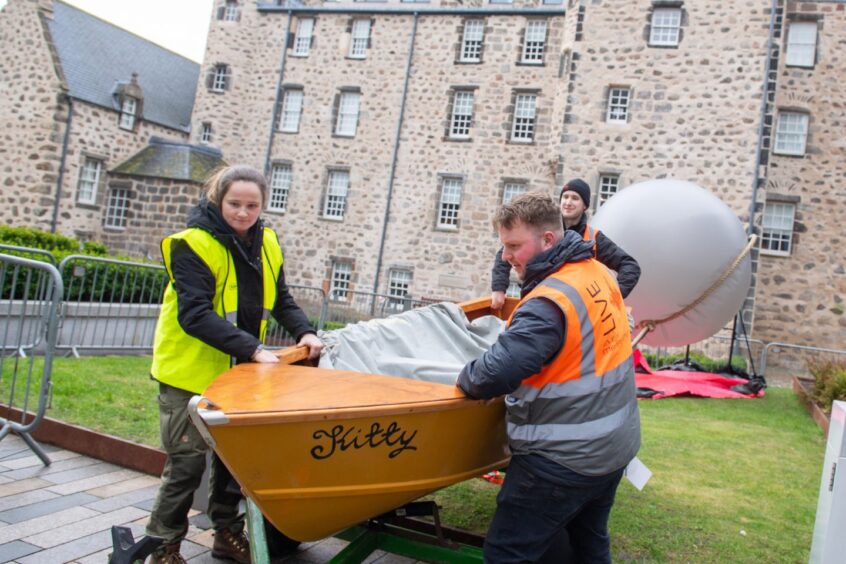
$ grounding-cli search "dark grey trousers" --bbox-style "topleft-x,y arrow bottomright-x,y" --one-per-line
146,383 -> 244,544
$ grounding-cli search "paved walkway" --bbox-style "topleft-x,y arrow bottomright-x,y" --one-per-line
0,434 -> 418,563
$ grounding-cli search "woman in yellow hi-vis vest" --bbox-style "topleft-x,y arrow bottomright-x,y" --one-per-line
146,165 -> 322,564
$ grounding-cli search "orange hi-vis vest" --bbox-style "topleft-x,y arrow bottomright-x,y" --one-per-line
583,224 -> 599,256
505,257 -> 640,476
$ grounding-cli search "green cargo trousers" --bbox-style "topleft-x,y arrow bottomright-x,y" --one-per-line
146,382 -> 244,544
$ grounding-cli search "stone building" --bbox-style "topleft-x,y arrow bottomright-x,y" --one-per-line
0,0 -> 211,248
188,0 -> 844,352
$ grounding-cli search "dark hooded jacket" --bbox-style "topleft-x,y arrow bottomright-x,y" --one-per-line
458,230 -> 595,399
491,213 -> 641,298
167,200 -> 314,362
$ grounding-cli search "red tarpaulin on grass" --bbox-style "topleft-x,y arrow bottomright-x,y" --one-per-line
633,350 -> 764,399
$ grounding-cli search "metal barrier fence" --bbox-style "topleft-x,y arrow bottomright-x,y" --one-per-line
322,289 -> 430,328
264,285 -> 328,347
57,255 -> 168,356
638,328 -> 766,375
0,253 -> 63,465
761,343 -> 846,377
0,243 -> 57,266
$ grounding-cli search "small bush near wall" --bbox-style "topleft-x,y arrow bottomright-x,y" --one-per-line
0,225 -> 107,260
808,359 -> 846,414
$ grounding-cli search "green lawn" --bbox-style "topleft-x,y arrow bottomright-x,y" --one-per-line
2,356 -> 825,562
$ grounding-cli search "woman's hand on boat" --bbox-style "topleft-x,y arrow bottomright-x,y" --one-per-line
298,333 -> 324,360
252,348 -> 280,363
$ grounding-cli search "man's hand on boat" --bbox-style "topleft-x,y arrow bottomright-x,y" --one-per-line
490,290 -> 506,312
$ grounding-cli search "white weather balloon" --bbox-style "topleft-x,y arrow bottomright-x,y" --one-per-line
591,179 -> 752,348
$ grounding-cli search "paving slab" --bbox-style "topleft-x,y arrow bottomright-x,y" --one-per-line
0,491 -> 99,524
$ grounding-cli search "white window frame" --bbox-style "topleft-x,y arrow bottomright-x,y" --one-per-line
773,111 -> 809,156
349,19 -> 370,59
598,174 -> 619,207
506,281 -> 521,298
649,8 -> 682,47
104,187 -> 131,230
278,88 -> 304,133
437,177 -> 463,229
119,97 -> 136,131
606,87 -> 630,123
329,262 -> 352,301
511,93 -> 537,143
502,181 -> 527,204
211,64 -> 228,92
294,18 -> 314,56
387,269 -> 413,309
521,20 -> 547,64
785,22 -> 817,68
449,90 -> 474,139
760,202 -> 796,256
335,91 -> 360,137
268,164 -> 292,212
323,170 -> 350,219
77,157 -> 102,205
200,122 -> 212,144
222,1 -> 240,22
460,19 -> 484,63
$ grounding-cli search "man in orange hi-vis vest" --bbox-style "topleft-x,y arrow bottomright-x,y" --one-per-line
457,192 -> 641,563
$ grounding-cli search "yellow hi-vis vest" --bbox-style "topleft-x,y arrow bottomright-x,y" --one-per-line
151,227 -> 284,394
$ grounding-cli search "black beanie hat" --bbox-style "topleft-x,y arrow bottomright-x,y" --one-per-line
560,178 -> 591,208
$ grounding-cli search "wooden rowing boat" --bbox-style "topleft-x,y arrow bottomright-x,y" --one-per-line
188,297 -> 515,541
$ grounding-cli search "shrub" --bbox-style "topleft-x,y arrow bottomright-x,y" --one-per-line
808,359 -> 846,413
642,350 -> 747,374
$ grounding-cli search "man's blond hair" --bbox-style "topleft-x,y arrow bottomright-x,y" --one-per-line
494,191 -> 564,234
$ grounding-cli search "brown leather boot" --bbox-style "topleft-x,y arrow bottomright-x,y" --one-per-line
148,542 -> 186,564
212,528 -> 251,564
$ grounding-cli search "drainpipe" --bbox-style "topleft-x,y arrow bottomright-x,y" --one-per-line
372,13 -> 418,295
263,11 -> 294,177
747,0 -> 779,235
51,95 -> 73,233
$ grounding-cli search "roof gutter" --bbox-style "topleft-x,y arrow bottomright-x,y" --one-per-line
51,95 -> 73,234
257,4 -> 566,16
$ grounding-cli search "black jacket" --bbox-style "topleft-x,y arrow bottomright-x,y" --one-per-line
491,213 -> 641,298
168,201 -> 314,362
458,230 -> 595,400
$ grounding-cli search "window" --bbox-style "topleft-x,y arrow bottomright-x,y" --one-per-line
521,20 -> 547,64
219,1 -> 240,22
502,182 -> 527,203
119,97 -> 136,130
506,281 -> 521,298
104,187 -> 131,229
77,158 -> 102,205
460,19 -> 484,63
761,202 -> 795,255
649,8 -> 682,46
598,174 -> 618,206
774,111 -> 809,156
437,177 -> 463,229
449,90 -> 474,139
200,122 -> 213,144
294,18 -> 314,56
349,19 -> 370,58
269,164 -> 292,212
786,22 -> 817,67
323,170 -> 349,219
330,262 -> 352,301
335,91 -> 360,136
606,87 -> 630,123
210,64 -> 229,92
278,88 -> 303,132
511,93 -> 537,143
387,270 -> 413,309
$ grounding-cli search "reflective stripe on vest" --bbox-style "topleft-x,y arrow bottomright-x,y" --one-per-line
583,225 -> 599,256
150,227 -> 284,394
504,259 -> 640,475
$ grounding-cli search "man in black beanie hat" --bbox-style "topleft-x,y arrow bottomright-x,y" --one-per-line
490,177 -> 641,309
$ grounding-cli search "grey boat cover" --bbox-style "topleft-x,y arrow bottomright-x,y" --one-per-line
317,302 -> 505,385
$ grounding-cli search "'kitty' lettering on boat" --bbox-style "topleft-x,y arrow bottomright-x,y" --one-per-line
310,421 -> 418,460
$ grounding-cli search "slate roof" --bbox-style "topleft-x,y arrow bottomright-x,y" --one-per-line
111,137 -> 225,182
47,1 -> 200,132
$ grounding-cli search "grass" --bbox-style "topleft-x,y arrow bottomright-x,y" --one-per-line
2,356 -> 826,562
